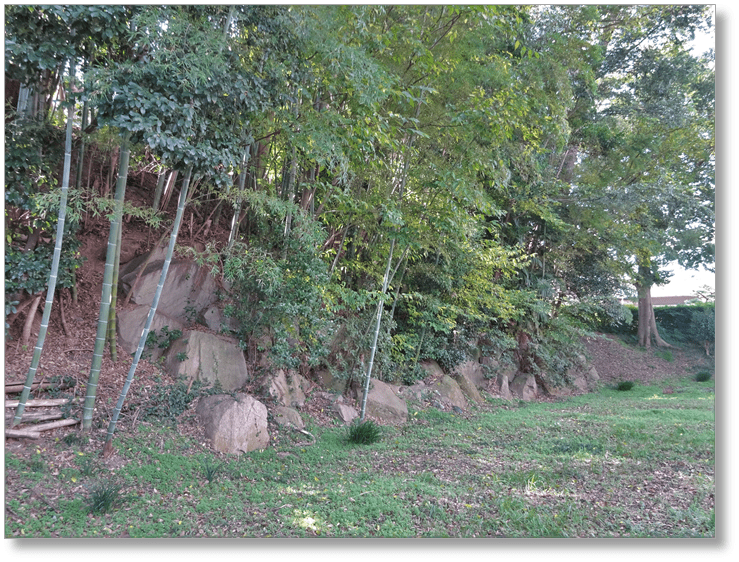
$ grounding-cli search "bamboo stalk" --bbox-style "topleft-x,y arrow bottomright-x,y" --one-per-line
6,419 -> 79,439
360,238 -> 395,422
104,166 -> 194,453
108,217 -> 123,362
12,61 -> 77,427
82,133 -> 131,431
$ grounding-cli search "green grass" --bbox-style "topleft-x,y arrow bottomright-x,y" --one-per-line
5,374 -> 715,538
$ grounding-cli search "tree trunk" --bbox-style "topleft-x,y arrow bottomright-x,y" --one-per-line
107,219 -> 123,362
228,146 -> 251,249
103,166 -> 193,454
75,96 -> 88,191
159,170 -> 178,212
81,133 -> 130,431
151,168 -> 167,211
636,282 -> 671,348
13,64 -> 76,426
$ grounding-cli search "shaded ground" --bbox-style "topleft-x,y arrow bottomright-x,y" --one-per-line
581,332 -> 710,388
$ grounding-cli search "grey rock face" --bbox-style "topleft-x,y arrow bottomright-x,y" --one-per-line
165,330 -> 249,392
358,379 -> 408,424
196,394 -> 269,454
509,374 -> 537,401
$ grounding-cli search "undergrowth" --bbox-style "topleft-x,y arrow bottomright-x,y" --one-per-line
5,374 -> 714,538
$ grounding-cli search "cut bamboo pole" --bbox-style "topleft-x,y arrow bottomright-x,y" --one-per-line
28,418 -> 79,432
5,429 -> 41,439
4,381 -> 75,394
6,398 -> 78,408
5,418 -> 79,439
12,412 -> 65,423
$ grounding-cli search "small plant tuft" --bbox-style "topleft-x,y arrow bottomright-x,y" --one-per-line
83,479 -> 124,514
695,371 -> 712,382
200,457 -> 224,483
76,454 -> 98,477
616,381 -> 635,391
347,420 -> 383,445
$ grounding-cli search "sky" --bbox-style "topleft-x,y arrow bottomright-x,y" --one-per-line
650,10 -> 716,299
651,262 -> 715,297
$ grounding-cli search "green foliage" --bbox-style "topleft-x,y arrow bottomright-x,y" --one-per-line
347,420 -> 382,445
4,117 -> 83,298
141,378 -> 217,424
695,371 -> 712,382
688,306 -> 715,355
200,457 -> 225,483
5,299 -> 19,339
617,381 -> 636,392
76,454 -> 99,478
83,479 -> 125,514
224,214 -> 332,371
145,326 -> 183,351
601,302 -> 715,354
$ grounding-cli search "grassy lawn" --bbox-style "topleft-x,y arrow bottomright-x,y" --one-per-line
5,375 -> 714,538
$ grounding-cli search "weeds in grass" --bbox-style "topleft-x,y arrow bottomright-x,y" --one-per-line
76,454 -> 98,477
617,381 -> 635,391
200,457 -> 224,483
61,432 -> 89,447
27,455 -> 45,473
83,479 -> 124,514
347,420 -> 382,445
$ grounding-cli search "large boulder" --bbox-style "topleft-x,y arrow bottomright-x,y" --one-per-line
272,406 -> 305,430
200,305 -> 239,335
119,243 -> 169,280
332,402 -> 359,424
313,368 -> 347,393
396,381 -> 431,403
419,360 -> 445,379
494,374 -> 513,400
432,375 -> 467,410
566,360 -> 600,393
357,379 -> 408,424
116,306 -> 185,358
164,330 -> 248,392
509,374 -> 538,401
196,394 -> 269,454
453,372 -> 484,404
453,361 -> 487,390
262,369 -> 311,408
119,260 -> 219,320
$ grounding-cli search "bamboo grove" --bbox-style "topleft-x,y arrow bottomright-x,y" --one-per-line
5,6 -> 714,439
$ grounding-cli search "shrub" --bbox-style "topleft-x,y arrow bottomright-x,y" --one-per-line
141,378 -> 219,424
695,371 -> 712,382
347,420 -> 382,445
616,381 -> 635,391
